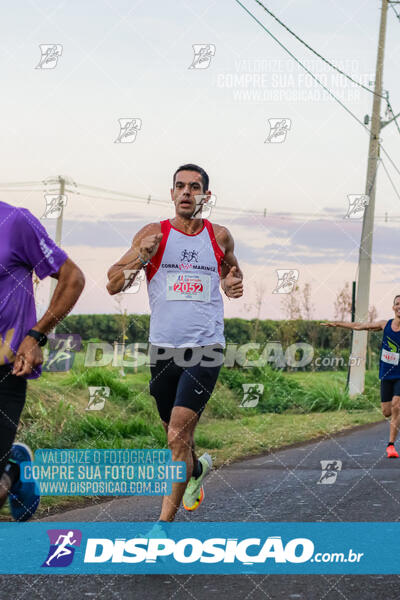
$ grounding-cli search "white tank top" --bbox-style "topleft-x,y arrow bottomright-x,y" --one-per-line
146,219 -> 226,348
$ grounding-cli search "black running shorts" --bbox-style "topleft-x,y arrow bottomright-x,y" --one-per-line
380,378 -> 400,403
149,344 -> 223,424
0,364 -> 27,477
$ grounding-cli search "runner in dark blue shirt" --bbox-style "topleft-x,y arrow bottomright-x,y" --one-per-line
323,295 -> 400,458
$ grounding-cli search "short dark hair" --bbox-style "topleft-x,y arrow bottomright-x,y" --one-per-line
394,295 -> 400,304
173,164 -> 209,193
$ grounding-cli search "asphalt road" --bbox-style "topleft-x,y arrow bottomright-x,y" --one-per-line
2,420 -> 400,600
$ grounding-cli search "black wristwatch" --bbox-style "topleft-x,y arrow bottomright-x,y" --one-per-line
27,329 -> 48,347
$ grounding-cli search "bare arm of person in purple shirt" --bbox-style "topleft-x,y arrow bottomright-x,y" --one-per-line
12,258 -> 85,377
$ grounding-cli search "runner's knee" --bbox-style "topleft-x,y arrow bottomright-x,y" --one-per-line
382,403 -> 392,417
167,419 -> 193,453
167,431 -> 192,455
392,396 -> 400,410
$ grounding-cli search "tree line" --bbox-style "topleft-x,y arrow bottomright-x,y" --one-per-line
56,281 -> 385,370
58,313 -> 382,357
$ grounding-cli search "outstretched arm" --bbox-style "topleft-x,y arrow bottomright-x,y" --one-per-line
321,320 -> 387,332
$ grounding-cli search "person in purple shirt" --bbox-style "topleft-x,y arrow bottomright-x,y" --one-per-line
0,200 -> 85,520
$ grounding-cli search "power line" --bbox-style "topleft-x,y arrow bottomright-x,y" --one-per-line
234,1 -> 400,181
385,97 -> 400,136
252,0 -> 400,139
70,182 -> 266,216
0,181 -> 43,187
74,182 -> 271,217
67,189 -> 168,208
63,187 -> 400,222
380,156 -> 400,202
0,188 -> 54,193
233,0 -> 369,130
68,186 -> 265,217
251,0 -> 385,99
380,142 -> 400,178
3,177 -> 400,222
75,182 -> 151,202
390,2 -> 400,21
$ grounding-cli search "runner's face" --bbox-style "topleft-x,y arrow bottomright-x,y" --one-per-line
171,171 -> 205,217
393,297 -> 400,316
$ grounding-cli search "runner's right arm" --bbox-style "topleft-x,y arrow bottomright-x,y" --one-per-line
106,223 -> 162,295
321,320 -> 387,331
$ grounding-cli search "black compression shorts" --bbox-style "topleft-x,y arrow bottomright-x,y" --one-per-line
380,379 -> 400,403
149,344 -> 223,424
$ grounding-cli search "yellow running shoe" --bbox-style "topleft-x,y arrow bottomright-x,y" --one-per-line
182,453 -> 212,511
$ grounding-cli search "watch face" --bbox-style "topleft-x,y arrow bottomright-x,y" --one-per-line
39,335 -> 47,346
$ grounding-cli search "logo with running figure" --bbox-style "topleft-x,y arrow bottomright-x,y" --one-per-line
317,460 -> 342,484
43,333 -> 81,372
114,118 -> 142,143
344,195 -> 369,219
41,194 -> 67,219
86,386 -> 110,411
180,250 -> 199,264
265,118 -> 291,143
122,269 -> 145,293
42,529 -> 82,567
272,270 -> 299,294
240,383 -> 264,408
189,44 -> 216,69
192,194 -> 217,219
35,44 -> 63,69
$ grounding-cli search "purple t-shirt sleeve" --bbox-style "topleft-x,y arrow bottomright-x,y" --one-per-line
14,208 -> 68,279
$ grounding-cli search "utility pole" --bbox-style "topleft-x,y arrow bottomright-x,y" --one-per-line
348,0 -> 388,395
345,281 -> 357,391
49,175 -> 65,300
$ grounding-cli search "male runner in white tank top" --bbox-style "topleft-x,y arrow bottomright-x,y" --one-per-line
107,164 -> 243,521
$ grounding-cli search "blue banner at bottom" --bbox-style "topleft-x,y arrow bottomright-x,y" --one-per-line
0,522 -> 396,574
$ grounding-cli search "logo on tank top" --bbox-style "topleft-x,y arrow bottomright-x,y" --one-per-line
387,337 -> 400,353
180,249 -> 199,263
176,249 -> 199,271
161,247 -> 216,272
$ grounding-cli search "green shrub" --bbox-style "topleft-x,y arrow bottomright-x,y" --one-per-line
218,365 -> 379,413
60,369 -> 130,400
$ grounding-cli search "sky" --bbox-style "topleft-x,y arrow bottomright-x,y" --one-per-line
1,0 -> 400,321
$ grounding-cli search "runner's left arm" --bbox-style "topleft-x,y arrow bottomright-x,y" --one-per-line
217,227 -> 243,299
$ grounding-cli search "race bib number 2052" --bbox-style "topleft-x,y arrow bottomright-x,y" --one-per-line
166,273 -> 211,302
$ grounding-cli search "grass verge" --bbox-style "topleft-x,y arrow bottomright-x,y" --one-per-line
0,364 -> 384,519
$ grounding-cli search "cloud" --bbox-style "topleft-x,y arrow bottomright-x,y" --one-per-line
234,216 -> 399,265
61,219 -> 149,247
57,215 -> 399,272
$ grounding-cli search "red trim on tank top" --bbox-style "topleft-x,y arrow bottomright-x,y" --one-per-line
146,220 -> 171,282
168,219 -> 206,236
204,219 -> 225,276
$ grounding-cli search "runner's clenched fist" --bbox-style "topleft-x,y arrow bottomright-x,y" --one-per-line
139,233 -> 163,261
